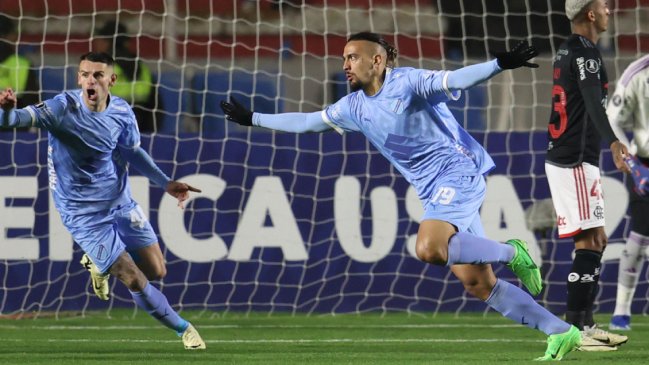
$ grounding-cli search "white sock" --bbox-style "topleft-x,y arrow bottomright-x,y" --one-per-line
613,231 -> 649,316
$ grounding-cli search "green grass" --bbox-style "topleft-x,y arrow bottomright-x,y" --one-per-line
0,310 -> 647,364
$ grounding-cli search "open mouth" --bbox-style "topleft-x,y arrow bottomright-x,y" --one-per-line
87,89 -> 97,100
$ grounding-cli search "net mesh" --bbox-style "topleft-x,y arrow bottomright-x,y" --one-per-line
1,0 -> 648,317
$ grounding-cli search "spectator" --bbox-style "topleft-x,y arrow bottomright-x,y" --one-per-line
0,14 -> 39,110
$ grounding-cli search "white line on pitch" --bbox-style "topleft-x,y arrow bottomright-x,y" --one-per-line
0,322 -> 646,330
0,323 -> 542,330
0,338 -> 544,344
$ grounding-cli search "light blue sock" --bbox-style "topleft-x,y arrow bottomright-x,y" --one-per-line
130,282 -> 189,335
486,279 -> 570,335
446,232 -> 515,266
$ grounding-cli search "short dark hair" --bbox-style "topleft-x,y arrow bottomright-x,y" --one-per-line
347,31 -> 398,67
79,52 -> 115,66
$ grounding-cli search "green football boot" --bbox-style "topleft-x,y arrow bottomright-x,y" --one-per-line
506,239 -> 543,296
535,325 -> 581,361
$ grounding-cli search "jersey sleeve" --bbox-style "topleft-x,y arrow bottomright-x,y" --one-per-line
321,95 -> 360,134
406,68 -> 460,104
27,93 -> 68,130
573,47 -> 605,90
606,79 -> 636,130
117,110 -> 141,149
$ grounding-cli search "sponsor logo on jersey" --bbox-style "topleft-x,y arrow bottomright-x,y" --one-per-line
47,145 -> 57,191
555,48 -> 569,61
557,215 -> 566,226
585,59 -> 600,73
577,57 -> 586,80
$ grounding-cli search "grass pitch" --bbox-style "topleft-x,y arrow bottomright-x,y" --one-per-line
0,310 -> 647,364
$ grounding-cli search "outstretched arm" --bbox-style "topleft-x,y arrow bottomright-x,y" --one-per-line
446,60 -> 502,91
120,146 -> 201,209
446,41 -> 539,91
220,98 -> 331,133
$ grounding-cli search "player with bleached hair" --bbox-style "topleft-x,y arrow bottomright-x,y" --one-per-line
0,52 -> 205,350
546,0 -> 628,350
221,31 -> 581,361
606,53 -> 649,331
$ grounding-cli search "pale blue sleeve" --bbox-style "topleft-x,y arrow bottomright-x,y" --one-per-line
117,110 -> 141,149
1,95 -> 67,130
321,95 -> 360,134
446,59 -> 502,91
0,108 -> 34,128
119,146 -> 171,188
408,60 -> 502,104
253,111 -> 332,133
407,68 -> 461,104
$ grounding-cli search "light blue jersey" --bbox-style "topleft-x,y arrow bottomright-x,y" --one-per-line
27,90 -> 140,215
322,67 -> 495,207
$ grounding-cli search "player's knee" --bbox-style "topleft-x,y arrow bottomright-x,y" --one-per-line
593,232 -> 607,252
116,272 -> 147,291
415,239 -> 448,265
149,265 -> 167,280
576,229 -> 607,253
140,261 -> 167,281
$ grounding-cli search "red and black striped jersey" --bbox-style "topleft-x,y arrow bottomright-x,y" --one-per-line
547,34 -> 608,167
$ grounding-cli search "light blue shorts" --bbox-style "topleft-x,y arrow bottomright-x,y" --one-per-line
61,200 -> 158,274
421,174 -> 487,237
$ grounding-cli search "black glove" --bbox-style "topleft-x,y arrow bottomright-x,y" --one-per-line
220,98 -> 253,126
493,41 -> 539,69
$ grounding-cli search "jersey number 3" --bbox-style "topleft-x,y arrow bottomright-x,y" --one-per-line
431,187 -> 456,205
549,85 -> 568,139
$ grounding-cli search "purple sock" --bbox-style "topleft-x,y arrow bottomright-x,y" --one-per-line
486,279 -> 570,335
446,232 -> 515,266
130,282 -> 189,334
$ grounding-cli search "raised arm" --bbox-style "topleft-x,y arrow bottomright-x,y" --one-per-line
220,98 -> 331,133
0,88 -> 35,128
446,41 -> 539,91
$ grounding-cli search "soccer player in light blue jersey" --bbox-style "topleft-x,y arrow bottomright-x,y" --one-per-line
220,32 -> 581,360
0,52 -> 206,350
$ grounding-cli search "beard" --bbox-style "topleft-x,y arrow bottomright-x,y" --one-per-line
349,80 -> 362,92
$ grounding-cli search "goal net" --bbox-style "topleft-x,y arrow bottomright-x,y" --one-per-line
1,0 -> 647,317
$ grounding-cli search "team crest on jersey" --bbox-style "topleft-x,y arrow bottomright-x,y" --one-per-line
612,94 -> 622,106
585,59 -> 599,73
